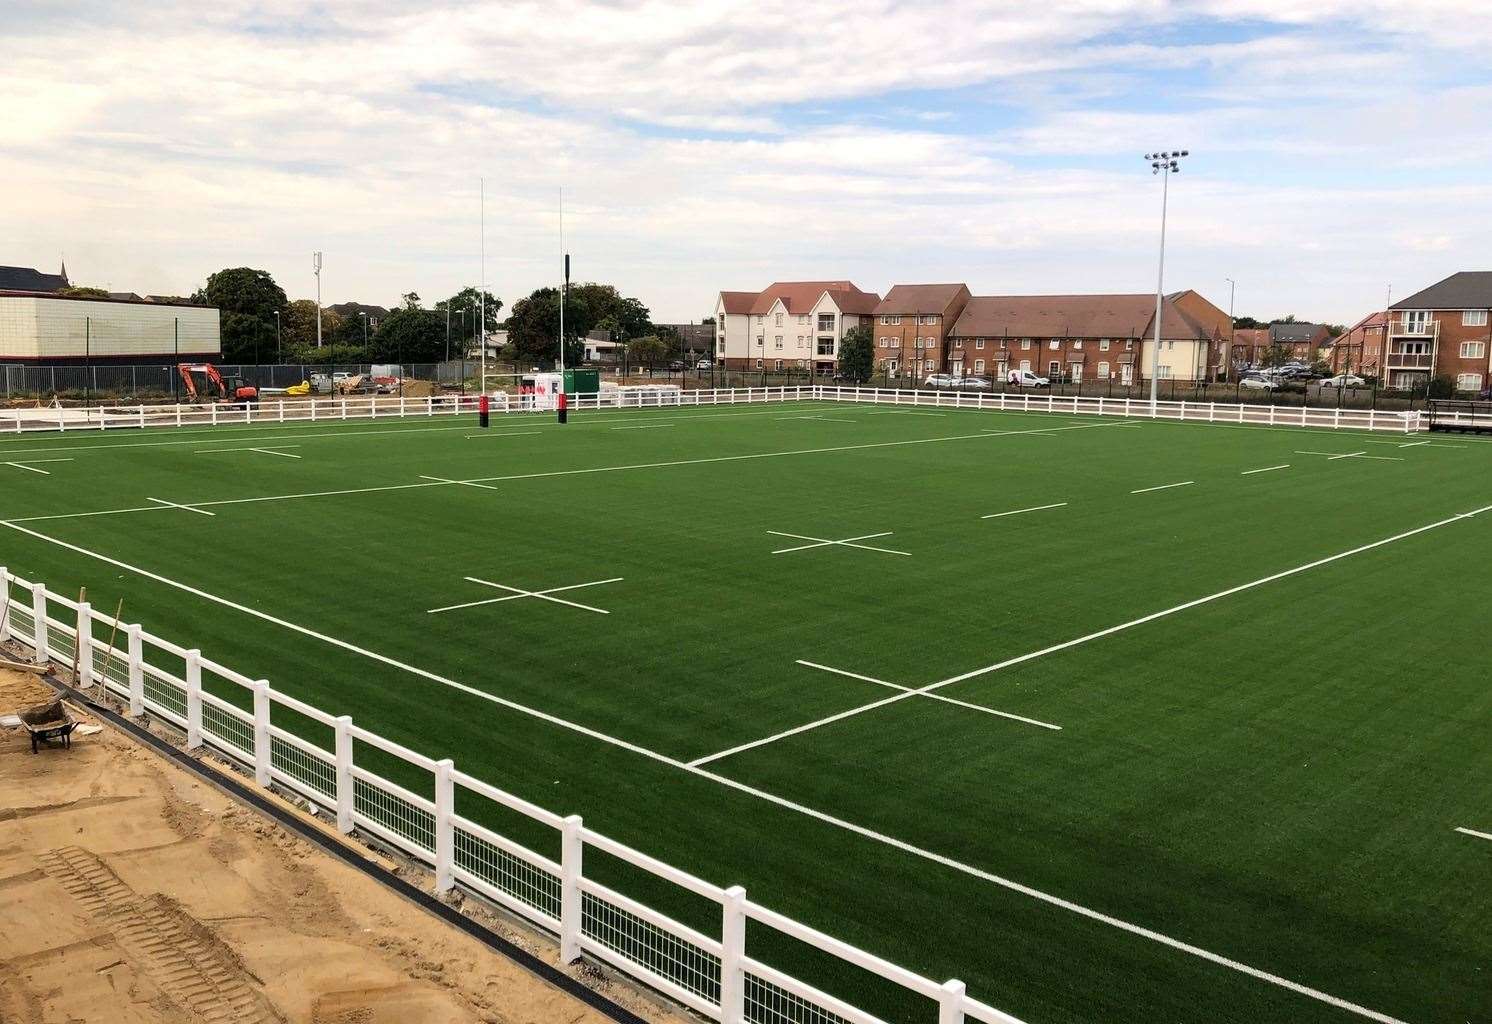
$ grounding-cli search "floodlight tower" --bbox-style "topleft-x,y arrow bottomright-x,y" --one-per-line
1145,149 -> 1188,413
313,251 -> 324,349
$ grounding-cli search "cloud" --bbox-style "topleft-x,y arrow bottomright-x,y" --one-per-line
1,0 -> 1490,325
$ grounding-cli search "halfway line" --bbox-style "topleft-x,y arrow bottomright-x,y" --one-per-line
981,503 -> 1067,520
1131,481 -> 1193,494
1455,826 -> 1492,842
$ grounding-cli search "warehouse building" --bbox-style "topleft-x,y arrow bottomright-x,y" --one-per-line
0,291 -> 220,363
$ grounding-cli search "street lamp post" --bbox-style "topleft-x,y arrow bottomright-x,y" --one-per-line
1224,277 -> 1235,381
360,311 -> 368,348
1145,149 -> 1188,413
313,251 -> 323,349
273,310 -> 281,364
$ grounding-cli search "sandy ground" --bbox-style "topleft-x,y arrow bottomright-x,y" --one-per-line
0,695 -> 680,1024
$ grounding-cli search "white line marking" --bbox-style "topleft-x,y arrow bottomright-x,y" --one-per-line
419,474 -> 501,492
195,445 -> 304,455
611,424 -> 676,430
1366,439 -> 1466,449
1397,440 -> 1430,448
1294,450 -> 1403,462
981,503 -> 1067,519
1241,465 -> 1291,475
0,420 -> 1134,527
1131,480 -> 1194,494
252,447 -> 302,459
3,458 -> 74,474
429,576 -> 622,615
0,518 -> 1423,1023
710,502 -> 1492,762
796,660 -> 1060,731
463,430 -> 545,439
866,410 -> 945,417
766,531 -> 911,557
1455,826 -> 1492,842
146,496 -> 215,517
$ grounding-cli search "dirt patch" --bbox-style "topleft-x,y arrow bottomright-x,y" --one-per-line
0,668 -> 56,716
0,704 -> 686,1024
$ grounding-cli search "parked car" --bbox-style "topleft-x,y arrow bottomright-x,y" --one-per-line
923,373 -> 958,388
1006,368 -> 1050,388
1240,374 -> 1280,390
958,376 -> 993,390
695,359 -> 713,370
1317,373 -> 1366,388
667,360 -> 687,371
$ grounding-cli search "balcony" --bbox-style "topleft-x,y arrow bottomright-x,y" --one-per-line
1386,350 -> 1433,368
1390,317 -> 1437,337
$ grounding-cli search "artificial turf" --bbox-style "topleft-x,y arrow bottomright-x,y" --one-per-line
0,399 -> 1487,1024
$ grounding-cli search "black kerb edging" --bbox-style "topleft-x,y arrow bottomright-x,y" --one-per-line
47,679 -> 651,1024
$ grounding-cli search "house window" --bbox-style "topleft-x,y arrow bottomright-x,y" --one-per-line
756,335 -> 764,347
1021,339 -> 1032,350
1098,361 -> 1110,378
1401,310 -> 1431,332
1126,339 -> 1134,350
1048,360 -> 1061,377
755,315 -> 763,325
881,315 -> 901,325
975,339 -> 985,350
774,335 -> 783,349
1049,339 -> 1060,350
817,337 -> 835,356
775,359 -> 783,371
1073,339 -> 1083,349
797,359 -> 806,368
1460,341 -> 1486,358
755,359 -> 763,369
1020,359 -> 1031,372
924,359 -> 936,372
920,314 -> 937,325
1166,340 -> 1175,350
1457,373 -> 1484,391
974,359 -> 985,373
1158,365 -> 1172,379
818,314 -> 835,331
799,314 -> 808,325
879,337 -> 890,348
1100,339 -> 1110,350
1464,310 -> 1489,327
775,312 -> 783,326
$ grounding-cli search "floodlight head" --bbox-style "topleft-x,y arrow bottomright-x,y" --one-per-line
1180,149 -> 1190,156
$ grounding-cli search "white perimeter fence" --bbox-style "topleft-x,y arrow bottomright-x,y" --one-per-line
0,567 -> 1024,1024
1,385 -> 1455,434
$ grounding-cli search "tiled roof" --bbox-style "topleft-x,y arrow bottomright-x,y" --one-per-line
1390,271 -> 1492,310
1269,321 -> 1328,344
0,265 -> 69,292
747,281 -> 875,316
873,284 -> 968,316
718,291 -> 758,315
950,294 -> 1213,341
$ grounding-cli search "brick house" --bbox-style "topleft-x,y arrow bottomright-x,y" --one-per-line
870,284 -> 971,380
1383,272 -> 1492,392
713,282 -> 880,372
1231,321 -> 1332,368
947,293 -> 1222,385
1328,312 -> 1386,375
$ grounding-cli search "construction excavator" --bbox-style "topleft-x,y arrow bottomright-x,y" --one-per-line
177,363 -> 258,403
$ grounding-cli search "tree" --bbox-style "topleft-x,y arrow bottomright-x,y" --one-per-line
58,286 -> 109,298
627,335 -> 669,367
400,291 -> 421,310
193,268 -> 287,363
434,287 -> 503,338
282,299 -> 342,349
597,295 -> 652,342
839,325 -> 874,383
371,307 -> 446,363
1260,342 -> 1292,368
505,286 -> 593,365
1233,316 -> 1264,329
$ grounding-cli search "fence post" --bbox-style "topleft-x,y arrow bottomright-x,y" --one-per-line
560,814 -> 584,962
252,681 -> 271,786
184,649 -> 203,748
211,404 -> 218,426
434,758 -> 455,894
0,566 -> 8,644
31,582 -> 49,663
341,399 -> 348,420
938,979 -> 966,1024
720,886 -> 747,1024
126,625 -> 144,715
335,716 -> 354,832
278,400 -> 285,423
75,601 -> 93,684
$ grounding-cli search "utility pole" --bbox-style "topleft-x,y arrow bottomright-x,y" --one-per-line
558,186 -> 566,384
1225,277 -> 1235,381
313,251 -> 323,349
479,177 -> 486,395
1145,150 -> 1188,413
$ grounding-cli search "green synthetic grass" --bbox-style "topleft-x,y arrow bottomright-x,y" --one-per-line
1,401 -> 1488,1024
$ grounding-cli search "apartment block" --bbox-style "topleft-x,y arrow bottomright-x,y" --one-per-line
947,292 -> 1222,384
1384,272 -> 1492,392
870,284 -> 971,380
713,282 -> 879,372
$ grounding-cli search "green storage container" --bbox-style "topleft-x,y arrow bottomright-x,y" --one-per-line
563,368 -> 600,394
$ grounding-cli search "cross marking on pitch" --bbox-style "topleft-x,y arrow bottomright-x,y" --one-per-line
767,530 -> 910,557
2,458 -> 73,475
428,575 -> 623,615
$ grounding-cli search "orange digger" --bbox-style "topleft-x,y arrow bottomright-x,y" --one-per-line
178,363 -> 258,403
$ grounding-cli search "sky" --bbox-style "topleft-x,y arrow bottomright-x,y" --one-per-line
6,0 -> 1491,324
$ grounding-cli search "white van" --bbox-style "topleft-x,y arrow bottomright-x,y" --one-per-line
1007,368 -> 1050,388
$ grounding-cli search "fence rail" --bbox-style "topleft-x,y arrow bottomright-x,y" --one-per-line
0,567 -> 1024,1024
2,384 -> 1430,434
